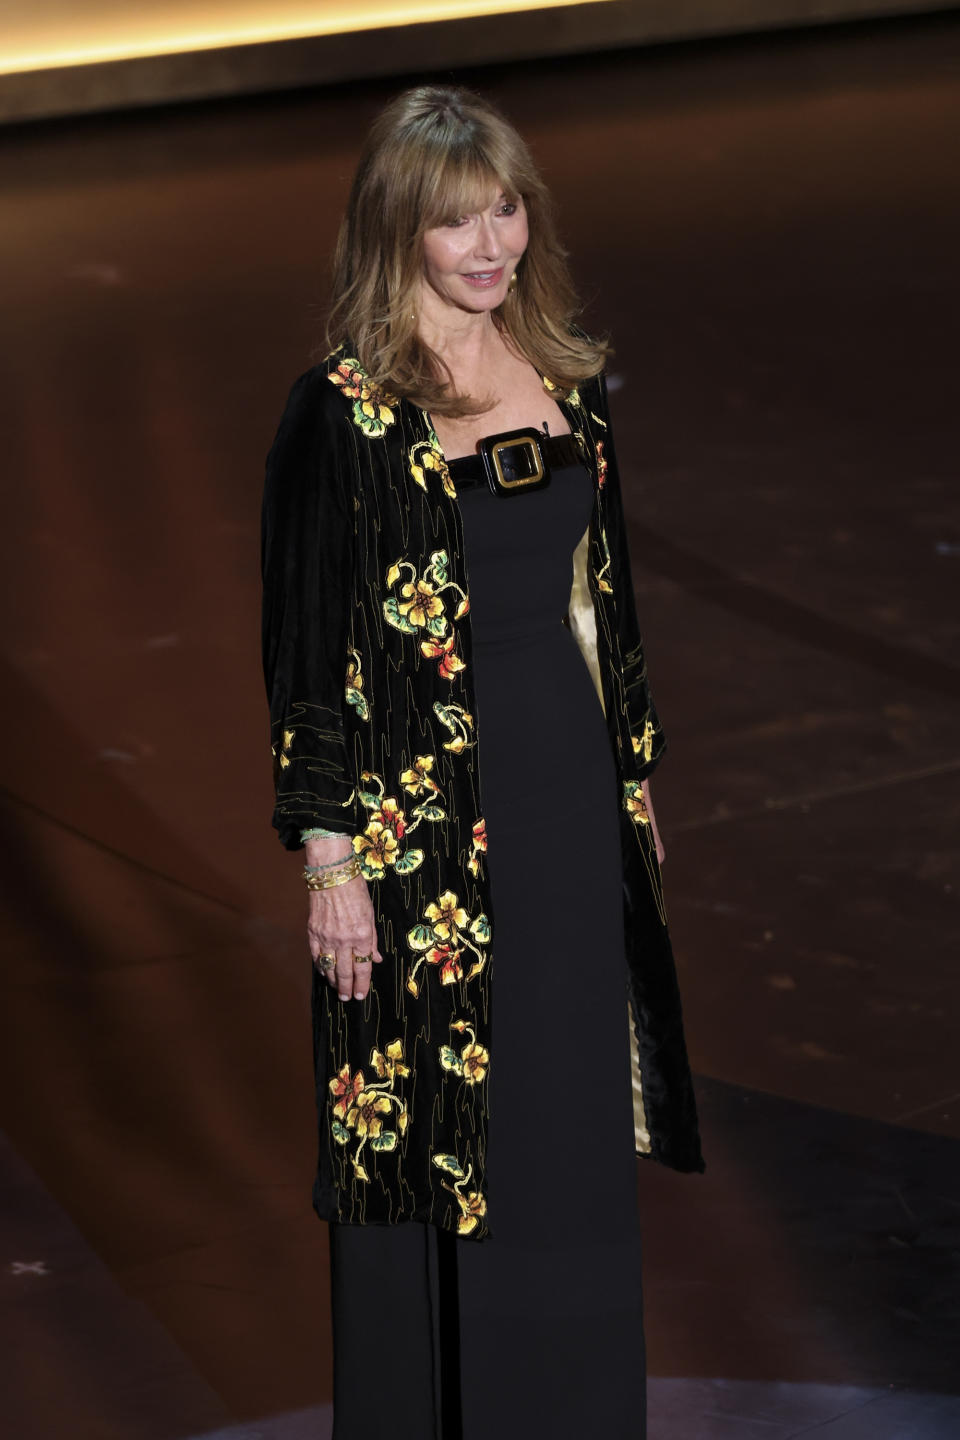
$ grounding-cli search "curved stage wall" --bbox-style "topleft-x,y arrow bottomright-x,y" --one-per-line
1,0 -> 958,123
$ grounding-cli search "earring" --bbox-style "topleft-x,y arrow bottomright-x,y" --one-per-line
508,271 -> 518,291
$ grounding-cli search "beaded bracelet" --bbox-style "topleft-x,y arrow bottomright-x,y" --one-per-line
304,853 -> 354,873
301,825 -> 350,842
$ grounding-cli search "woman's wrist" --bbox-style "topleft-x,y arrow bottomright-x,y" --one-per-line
303,855 -> 361,890
303,833 -> 355,868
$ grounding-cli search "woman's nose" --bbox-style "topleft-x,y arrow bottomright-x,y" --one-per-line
474,218 -> 501,261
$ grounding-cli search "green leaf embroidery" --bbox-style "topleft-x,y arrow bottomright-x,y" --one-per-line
432,702 -> 457,733
429,549 -> 449,583
426,614 -> 448,638
353,400 -> 390,439
406,923 -> 435,951
432,1154 -> 466,1180
411,804 -> 446,822
358,790 -> 380,810
369,1131 -> 397,1153
394,848 -> 424,875
469,913 -> 491,943
331,1121 -> 350,1145
439,1046 -> 463,1074
345,686 -> 369,720
383,597 -> 417,634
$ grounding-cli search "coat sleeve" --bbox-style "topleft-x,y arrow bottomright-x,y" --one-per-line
261,368 -> 356,849
594,370 -> 667,781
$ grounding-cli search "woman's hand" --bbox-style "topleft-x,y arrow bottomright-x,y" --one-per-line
303,836 -> 382,1001
308,876 -> 383,1001
641,779 -> 666,866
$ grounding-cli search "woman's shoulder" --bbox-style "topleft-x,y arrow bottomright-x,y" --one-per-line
570,366 -> 606,415
282,343 -> 401,433
279,345 -> 355,424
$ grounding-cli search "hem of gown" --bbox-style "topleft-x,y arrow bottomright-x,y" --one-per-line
313,1188 -> 492,1242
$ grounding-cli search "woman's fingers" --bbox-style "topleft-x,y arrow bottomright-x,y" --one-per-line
308,879 -> 381,1000
351,955 -> 373,1001
329,949 -> 374,1001
334,949 -> 355,1002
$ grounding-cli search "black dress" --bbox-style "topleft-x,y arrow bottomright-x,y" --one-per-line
329,459 -> 646,1440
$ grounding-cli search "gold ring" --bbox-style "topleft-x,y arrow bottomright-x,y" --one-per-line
316,953 -> 336,972
353,954 -> 372,965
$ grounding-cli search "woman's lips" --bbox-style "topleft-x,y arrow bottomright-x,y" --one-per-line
460,267 -> 504,289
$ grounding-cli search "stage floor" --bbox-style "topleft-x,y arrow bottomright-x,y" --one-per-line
1,13 -> 958,1438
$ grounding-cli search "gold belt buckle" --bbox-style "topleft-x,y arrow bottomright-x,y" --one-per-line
478,428 -> 550,497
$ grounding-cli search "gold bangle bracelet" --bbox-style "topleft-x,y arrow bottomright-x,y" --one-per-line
303,858 -> 361,891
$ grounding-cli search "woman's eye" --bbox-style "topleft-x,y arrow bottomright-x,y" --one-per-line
445,216 -> 466,228
499,202 -> 517,216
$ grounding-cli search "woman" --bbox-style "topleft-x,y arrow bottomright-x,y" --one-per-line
262,86 -> 703,1440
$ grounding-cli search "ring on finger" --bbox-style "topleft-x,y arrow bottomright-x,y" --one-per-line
353,953 -> 373,965
316,953 -> 336,972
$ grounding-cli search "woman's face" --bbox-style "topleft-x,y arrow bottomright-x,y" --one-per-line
420,189 -> 528,315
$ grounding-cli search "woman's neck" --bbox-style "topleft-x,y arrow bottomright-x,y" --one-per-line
416,305 -> 502,384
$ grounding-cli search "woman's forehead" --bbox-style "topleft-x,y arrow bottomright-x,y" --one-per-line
429,170 -> 517,219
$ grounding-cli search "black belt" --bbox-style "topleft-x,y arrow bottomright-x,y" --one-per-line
447,428 -> 584,497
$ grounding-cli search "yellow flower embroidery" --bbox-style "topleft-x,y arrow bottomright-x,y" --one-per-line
372,1039 -> 411,1082
432,1152 -> 487,1236
399,578 -> 445,628
467,817 -> 487,876
433,702 -> 474,753
409,435 -> 456,498
439,1022 -> 490,1086
623,780 -> 649,826
354,771 -> 432,877
420,632 -> 466,680
330,1042 -> 410,1182
384,554 -> 469,679
328,357 -> 397,439
352,818 -> 399,875
631,720 -> 656,765
425,890 -> 468,941
400,754 -> 439,797
345,650 -> 369,721
461,1042 -> 489,1084
274,726 -> 296,771
405,893 -> 490,997
540,374 -> 580,408
346,1090 -> 392,1142
427,942 -> 463,986
372,796 -> 407,838
329,1064 -> 364,1121
456,1192 -> 487,1236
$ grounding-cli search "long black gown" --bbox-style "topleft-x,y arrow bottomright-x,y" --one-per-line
329,458 -> 647,1440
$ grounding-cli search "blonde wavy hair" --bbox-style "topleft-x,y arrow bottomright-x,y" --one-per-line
326,85 -> 609,417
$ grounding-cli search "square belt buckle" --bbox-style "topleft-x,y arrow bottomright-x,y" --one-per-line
478,428 -> 551,497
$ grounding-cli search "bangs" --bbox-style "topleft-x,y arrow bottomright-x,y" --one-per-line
419,145 -> 521,230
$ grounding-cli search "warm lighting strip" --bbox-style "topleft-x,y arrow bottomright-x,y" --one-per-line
0,0 -> 610,76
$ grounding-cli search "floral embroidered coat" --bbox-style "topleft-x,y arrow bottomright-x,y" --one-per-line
262,346 -> 704,1240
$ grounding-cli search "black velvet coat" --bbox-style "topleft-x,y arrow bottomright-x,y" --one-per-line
262,347 -> 704,1240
